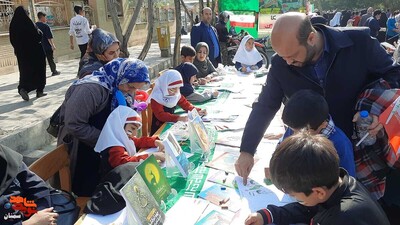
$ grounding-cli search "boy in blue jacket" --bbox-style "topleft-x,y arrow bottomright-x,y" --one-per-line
280,89 -> 356,176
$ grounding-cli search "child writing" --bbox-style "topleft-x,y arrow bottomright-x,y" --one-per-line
176,62 -> 219,103
193,42 -> 217,85
245,132 -> 390,225
149,69 -> 207,135
280,89 -> 356,177
95,105 -> 165,175
233,35 -> 263,72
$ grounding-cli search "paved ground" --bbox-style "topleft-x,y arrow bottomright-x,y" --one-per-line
0,35 -> 190,163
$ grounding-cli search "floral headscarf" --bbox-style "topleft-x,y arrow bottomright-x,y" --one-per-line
90,28 -> 120,55
73,58 -> 150,110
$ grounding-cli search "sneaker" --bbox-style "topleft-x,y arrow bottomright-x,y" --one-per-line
36,92 -> 47,98
19,89 -> 29,101
52,71 -> 61,76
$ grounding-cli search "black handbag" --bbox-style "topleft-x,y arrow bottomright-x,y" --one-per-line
36,189 -> 80,225
46,105 -> 62,138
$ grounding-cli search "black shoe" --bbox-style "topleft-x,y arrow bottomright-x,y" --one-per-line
36,92 -> 47,98
52,71 -> 61,76
19,89 -> 29,101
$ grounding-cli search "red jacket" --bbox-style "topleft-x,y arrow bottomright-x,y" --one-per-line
108,136 -> 158,168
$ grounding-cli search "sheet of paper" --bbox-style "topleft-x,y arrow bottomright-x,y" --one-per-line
80,208 -> 127,225
164,197 -> 209,225
235,176 -> 295,212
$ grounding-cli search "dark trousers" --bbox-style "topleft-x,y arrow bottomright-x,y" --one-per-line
78,43 -> 88,59
45,49 -> 57,73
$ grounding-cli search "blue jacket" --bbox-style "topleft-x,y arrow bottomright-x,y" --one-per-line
240,25 -> 400,155
386,17 -> 398,38
190,22 -> 221,65
282,127 -> 356,177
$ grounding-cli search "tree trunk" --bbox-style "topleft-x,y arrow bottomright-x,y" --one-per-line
107,0 -> 144,57
138,0 -> 155,60
211,0 -> 216,25
173,0 -> 182,67
206,0 -> 210,7
199,0 -> 204,12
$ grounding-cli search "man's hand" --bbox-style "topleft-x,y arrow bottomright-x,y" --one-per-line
235,151 -> 254,185
245,213 -> 264,225
352,112 -> 383,136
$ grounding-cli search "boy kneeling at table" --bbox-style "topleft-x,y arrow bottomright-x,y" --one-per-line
245,132 -> 390,225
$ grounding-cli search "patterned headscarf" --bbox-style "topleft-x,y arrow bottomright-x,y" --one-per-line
90,28 -> 120,55
73,58 -> 150,110
149,70 -> 184,108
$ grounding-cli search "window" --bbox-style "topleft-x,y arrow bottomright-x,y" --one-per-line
0,0 -> 15,33
34,0 -> 68,27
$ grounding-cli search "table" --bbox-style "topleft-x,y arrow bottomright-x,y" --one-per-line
76,68 -> 287,224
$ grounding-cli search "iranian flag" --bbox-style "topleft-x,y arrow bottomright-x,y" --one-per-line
229,14 -> 255,28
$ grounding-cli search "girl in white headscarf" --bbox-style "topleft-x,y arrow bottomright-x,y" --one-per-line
95,106 -> 165,175
233,35 -> 263,72
329,12 -> 342,27
149,70 -> 207,135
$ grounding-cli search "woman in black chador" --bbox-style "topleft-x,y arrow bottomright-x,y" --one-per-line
9,6 -> 47,101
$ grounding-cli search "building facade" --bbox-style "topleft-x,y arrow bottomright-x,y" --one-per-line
0,0 -> 176,74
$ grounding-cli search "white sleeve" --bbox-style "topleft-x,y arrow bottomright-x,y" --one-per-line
84,18 -> 92,35
68,18 -> 74,36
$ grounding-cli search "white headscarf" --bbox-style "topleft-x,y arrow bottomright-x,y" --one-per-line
94,106 -> 142,156
329,12 -> 342,27
233,35 -> 263,66
149,70 -> 184,108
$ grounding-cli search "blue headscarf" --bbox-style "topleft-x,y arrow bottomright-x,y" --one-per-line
90,28 -> 120,55
73,58 -> 150,110
175,62 -> 198,97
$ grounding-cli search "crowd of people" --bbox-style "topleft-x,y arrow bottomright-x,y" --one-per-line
2,4 -> 400,225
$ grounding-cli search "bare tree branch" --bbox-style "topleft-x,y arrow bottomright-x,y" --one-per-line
180,0 -> 194,24
107,0 -> 123,42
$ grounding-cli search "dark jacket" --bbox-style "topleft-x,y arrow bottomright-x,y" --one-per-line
215,20 -> 230,43
190,22 -> 221,66
0,145 -> 51,225
258,169 -> 390,225
240,25 -> 400,155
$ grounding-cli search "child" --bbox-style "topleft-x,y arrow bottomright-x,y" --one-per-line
280,89 -> 356,177
175,62 -> 219,103
149,69 -> 207,135
180,45 -> 196,63
95,105 -> 165,175
193,42 -> 217,85
233,35 -> 263,73
245,132 -> 390,225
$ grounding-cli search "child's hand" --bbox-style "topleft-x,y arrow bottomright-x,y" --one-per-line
198,78 -> 208,85
205,74 -> 213,80
198,109 -> 207,116
152,152 -> 165,162
155,140 -> 165,152
244,213 -> 264,225
178,115 -> 188,122
212,90 -> 219,98
241,67 -> 247,72
24,207 -> 58,225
